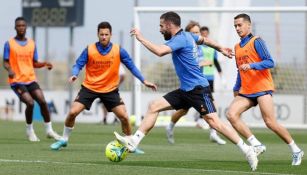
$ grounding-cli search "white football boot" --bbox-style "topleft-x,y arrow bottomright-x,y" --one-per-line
292,151 -> 304,166
27,130 -> 40,142
245,146 -> 258,171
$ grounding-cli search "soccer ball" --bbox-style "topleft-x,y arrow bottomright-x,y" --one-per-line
105,140 -> 128,162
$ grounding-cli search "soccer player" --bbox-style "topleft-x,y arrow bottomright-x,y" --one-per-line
166,21 -> 226,145
199,26 -> 223,92
114,11 -> 258,171
50,21 -> 157,151
227,13 -> 304,166
100,64 -> 126,125
3,17 -> 60,142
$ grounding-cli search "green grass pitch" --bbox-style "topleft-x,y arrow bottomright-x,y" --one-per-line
0,120 -> 306,175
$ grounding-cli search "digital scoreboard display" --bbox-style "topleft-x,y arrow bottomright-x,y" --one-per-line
22,0 -> 84,27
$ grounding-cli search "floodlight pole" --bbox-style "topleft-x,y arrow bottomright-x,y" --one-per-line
44,26 -> 51,90
68,26 -> 74,105
305,0 -> 307,124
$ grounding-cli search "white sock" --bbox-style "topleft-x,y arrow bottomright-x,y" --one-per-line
44,122 -> 53,134
288,140 -> 301,153
132,130 -> 145,146
247,135 -> 262,146
236,138 -> 250,154
168,121 -> 175,130
26,123 -> 34,133
209,128 -> 217,136
62,126 -> 73,141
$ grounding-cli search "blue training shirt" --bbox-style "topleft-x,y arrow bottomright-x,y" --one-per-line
72,42 -> 145,82
165,30 -> 209,91
233,34 -> 275,97
3,38 -> 38,61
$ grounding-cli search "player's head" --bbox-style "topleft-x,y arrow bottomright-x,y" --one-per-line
15,17 -> 27,37
97,21 -> 112,46
185,20 -> 200,35
200,26 -> 209,38
160,11 -> 181,40
234,13 -> 252,38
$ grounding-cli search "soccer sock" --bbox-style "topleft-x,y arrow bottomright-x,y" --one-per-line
236,138 -> 250,154
132,130 -> 145,146
62,126 -> 73,141
247,135 -> 262,146
288,140 -> 301,153
44,122 -> 53,134
168,121 -> 175,130
26,123 -> 34,133
209,128 -> 217,136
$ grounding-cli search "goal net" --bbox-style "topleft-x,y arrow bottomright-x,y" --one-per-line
131,6 -> 307,128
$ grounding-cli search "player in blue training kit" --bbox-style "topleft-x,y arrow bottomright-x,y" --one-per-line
114,11 -> 259,171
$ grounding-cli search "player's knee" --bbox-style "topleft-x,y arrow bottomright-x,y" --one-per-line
226,110 -> 237,123
68,108 -> 80,118
26,100 -> 35,108
264,120 -> 276,130
37,99 -> 47,107
117,114 -> 129,123
206,116 -> 220,130
148,100 -> 160,113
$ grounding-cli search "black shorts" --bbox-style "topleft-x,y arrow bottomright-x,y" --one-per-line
11,82 -> 40,97
239,91 -> 273,106
75,86 -> 124,111
208,80 -> 214,92
163,86 -> 216,116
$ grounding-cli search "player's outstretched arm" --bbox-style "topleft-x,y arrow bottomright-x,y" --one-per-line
33,60 -> 53,70
198,36 -> 234,58
143,80 -> 157,91
130,28 -> 172,57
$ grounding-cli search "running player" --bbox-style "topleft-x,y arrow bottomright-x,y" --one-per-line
227,13 -> 304,166
166,21 -> 226,145
199,26 -> 223,91
50,21 -> 156,151
3,17 -> 60,142
114,11 -> 258,171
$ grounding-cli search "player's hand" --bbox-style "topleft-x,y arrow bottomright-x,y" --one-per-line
8,70 -> 15,79
130,28 -> 143,41
199,60 -> 213,66
69,76 -> 77,83
220,48 -> 234,58
239,64 -> 251,71
45,62 -> 53,70
143,80 -> 157,91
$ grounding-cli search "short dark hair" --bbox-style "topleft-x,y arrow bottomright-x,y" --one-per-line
234,13 -> 251,23
185,20 -> 200,32
97,21 -> 112,33
160,11 -> 181,26
200,26 -> 209,32
15,17 -> 26,23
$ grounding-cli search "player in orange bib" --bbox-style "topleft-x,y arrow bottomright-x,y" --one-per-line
3,17 -> 60,142
227,13 -> 303,166
50,21 -> 157,151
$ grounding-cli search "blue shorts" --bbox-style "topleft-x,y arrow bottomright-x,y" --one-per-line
239,91 -> 273,106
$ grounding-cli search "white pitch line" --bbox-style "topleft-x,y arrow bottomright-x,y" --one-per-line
0,159 -> 295,175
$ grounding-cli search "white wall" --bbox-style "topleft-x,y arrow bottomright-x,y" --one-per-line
0,90 -> 305,128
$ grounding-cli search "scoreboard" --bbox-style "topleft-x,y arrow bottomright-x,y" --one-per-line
22,0 -> 84,27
